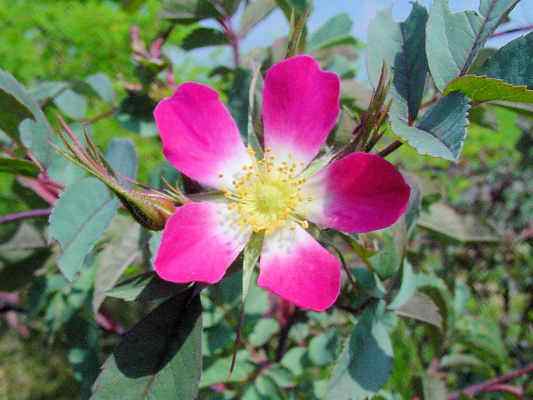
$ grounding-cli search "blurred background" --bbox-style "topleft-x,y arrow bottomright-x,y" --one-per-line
0,0 -> 532,398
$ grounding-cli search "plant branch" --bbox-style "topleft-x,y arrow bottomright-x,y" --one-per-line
448,363 -> 533,400
491,24 -> 533,38
0,208 -> 52,225
378,140 -> 403,157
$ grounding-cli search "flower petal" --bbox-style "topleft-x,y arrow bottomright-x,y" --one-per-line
300,152 -> 411,233
154,82 -> 251,189
258,224 -> 340,311
263,55 -> 340,170
155,201 -> 251,284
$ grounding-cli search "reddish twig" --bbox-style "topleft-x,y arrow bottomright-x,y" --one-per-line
491,24 -> 533,38
448,363 -> 533,400
219,17 -> 241,68
0,208 -> 52,225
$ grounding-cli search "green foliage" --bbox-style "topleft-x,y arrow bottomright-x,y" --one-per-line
0,0 -> 532,399
426,0 -> 519,91
49,177 -> 119,281
445,75 -> 533,103
391,92 -> 471,161
327,304 -> 395,398
91,292 -> 203,399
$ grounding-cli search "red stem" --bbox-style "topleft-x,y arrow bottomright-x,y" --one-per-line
491,24 -> 533,38
448,363 -> 533,400
0,208 -> 52,225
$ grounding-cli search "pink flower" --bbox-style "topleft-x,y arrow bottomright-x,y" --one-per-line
153,55 -> 410,311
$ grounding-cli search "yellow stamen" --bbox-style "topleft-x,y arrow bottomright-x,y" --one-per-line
223,147 -> 311,234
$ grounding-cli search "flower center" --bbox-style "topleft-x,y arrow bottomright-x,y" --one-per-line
223,148 -> 310,234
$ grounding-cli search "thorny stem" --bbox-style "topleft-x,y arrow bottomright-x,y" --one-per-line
0,208 -> 52,225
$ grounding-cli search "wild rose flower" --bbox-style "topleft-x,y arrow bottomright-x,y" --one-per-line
153,55 -> 410,311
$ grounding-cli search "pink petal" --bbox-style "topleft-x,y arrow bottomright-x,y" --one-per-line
263,55 -> 340,170
258,224 -> 340,311
154,82 -> 251,189
154,202 -> 251,284
301,152 -> 411,233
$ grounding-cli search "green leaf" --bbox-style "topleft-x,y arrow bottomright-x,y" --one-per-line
49,177 -> 119,281
392,4 -> 429,122
91,292 -> 202,400
201,351 -> 255,387
426,0 -> 519,91
418,203 -> 499,242
229,68 -> 253,141
105,138 -> 138,189
18,118 -> 55,169
327,305 -> 394,398
0,69 -> 37,142
53,88 -> 87,119
444,75 -> 533,103
308,331 -> 339,366
307,13 -> 353,52
369,231 -> 403,280
106,272 -> 189,303
86,73 -> 115,104
477,31 -> 533,88
249,318 -> 280,347
92,217 -> 141,312
388,260 -> 417,310
239,0 -> 277,37
161,0 -> 222,21
181,27 -> 229,50
367,7 -> 400,87
0,157 -> 39,177
0,68 -> 54,156
280,347 -> 308,376
390,92 -> 470,161
395,292 -> 443,329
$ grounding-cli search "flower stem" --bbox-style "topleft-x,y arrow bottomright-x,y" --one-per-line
0,208 -> 52,225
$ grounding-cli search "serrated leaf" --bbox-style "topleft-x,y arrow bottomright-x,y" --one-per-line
86,73 -> 115,104
239,0 -> 276,37
92,217 -> 141,312
368,4 -> 429,121
106,271 -> 189,303
308,13 -> 354,52
91,292 -> 202,400
49,177 -> 119,281
327,306 -> 394,398
181,27 -> 228,50
0,157 -> 39,177
426,0 -> 519,91
390,92 -> 470,161
478,31 -> 533,88
53,88 -> 87,119
444,75 -> 533,103
418,203 -> 499,242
